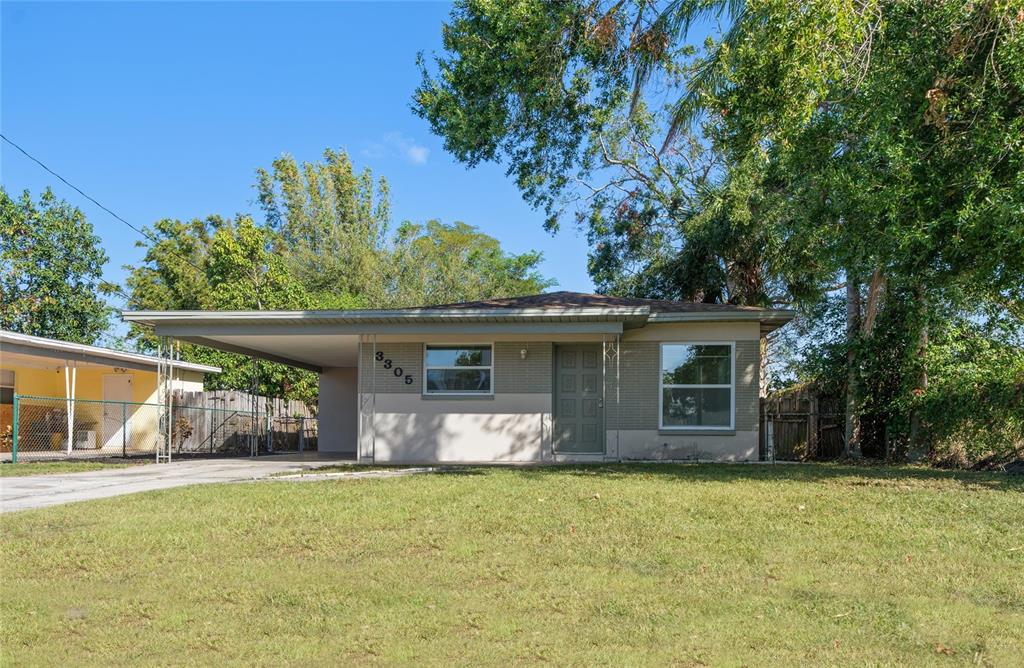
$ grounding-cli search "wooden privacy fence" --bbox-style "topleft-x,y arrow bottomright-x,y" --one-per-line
174,389 -> 313,419
760,387 -> 845,461
175,389 -> 317,453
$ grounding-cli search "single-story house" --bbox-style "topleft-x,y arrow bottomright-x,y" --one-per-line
1,329 -> 219,455
123,292 -> 793,464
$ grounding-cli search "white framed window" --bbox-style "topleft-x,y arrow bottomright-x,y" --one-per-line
424,344 -> 493,395
0,369 -> 14,406
659,342 -> 735,430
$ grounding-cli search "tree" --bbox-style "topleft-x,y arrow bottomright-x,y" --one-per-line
255,149 -> 554,307
0,187 -> 113,343
413,1 -> 791,306
126,215 -> 328,404
389,220 -> 555,306
256,149 -> 390,307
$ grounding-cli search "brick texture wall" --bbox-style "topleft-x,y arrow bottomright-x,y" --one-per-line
359,341 -> 553,395
359,343 -> 423,393
607,339 -> 760,431
494,342 -> 552,394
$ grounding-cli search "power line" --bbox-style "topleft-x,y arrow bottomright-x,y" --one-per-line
0,133 -> 208,278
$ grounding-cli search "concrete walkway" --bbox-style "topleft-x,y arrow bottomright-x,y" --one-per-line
0,455 -> 348,513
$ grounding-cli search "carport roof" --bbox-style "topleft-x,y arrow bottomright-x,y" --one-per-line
0,329 -> 221,374
121,291 -> 795,372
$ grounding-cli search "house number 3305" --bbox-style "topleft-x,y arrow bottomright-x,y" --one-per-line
375,351 -> 414,384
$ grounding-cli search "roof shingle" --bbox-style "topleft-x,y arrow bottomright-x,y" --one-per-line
418,291 -> 769,313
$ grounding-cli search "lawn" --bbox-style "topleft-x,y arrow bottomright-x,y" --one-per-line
0,460 -> 137,477
1,464 -> 1021,666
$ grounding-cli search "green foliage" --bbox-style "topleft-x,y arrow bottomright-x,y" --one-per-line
389,220 -> 555,306
0,187 -> 114,343
256,149 -> 390,307
126,215 -> 325,404
415,1 -> 788,306
916,318 -> 1024,467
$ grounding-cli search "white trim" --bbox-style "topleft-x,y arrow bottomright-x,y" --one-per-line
422,343 -> 494,396
658,342 -> 736,431
647,310 -> 794,323
123,306 -> 651,322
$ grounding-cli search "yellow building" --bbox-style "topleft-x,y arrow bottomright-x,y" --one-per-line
1,330 -> 219,458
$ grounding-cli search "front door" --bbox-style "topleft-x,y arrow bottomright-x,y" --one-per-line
553,345 -> 604,454
102,375 -> 133,450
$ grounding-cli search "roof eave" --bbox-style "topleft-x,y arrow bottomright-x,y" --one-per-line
647,309 -> 796,333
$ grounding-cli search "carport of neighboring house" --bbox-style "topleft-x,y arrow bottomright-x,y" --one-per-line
123,292 -> 794,465
0,329 -> 219,459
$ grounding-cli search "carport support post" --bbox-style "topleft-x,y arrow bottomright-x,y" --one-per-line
122,401 -> 127,458
64,364 -> 77,455
11,394 -> 18,464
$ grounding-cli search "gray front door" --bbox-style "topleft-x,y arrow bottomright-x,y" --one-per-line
553,345 -> 604,454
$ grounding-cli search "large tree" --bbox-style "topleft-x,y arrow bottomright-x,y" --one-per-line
0,187 -> 113,343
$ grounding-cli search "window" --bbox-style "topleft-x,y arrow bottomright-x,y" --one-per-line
660,343 -> 734,429
0,370 -> 13,405
424,345 -> 492,395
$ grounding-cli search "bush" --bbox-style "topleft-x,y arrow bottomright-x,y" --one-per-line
918,323 -> 1024,467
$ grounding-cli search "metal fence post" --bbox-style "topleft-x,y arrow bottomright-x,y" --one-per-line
298,416 -> 305,453
122,401 -> 128,458
11,394 -> 19,464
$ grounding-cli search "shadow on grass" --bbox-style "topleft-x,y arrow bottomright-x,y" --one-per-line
491,461 -> 1024,493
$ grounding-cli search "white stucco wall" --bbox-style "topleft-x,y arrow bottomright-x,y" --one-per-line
360,393 -> 551,463
609,429 -> 759,462
319,367 -> 358,455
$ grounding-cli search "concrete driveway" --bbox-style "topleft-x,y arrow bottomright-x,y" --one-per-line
0,455 -> 346,513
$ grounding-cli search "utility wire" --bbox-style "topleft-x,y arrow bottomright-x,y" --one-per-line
1,133 -> 208,278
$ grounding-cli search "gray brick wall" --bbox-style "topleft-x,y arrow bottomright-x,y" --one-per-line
358,341 -> 553,395
734,340 -> 759,431
359,342 -> 423,393
494,342 -> 551,394
607,341 -> 659,430
607,338 -> 760,431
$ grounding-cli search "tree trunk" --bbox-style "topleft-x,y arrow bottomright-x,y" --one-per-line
844,278 -> 862,458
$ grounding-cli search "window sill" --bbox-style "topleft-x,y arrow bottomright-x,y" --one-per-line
658,428 -> 736,436
421,394 -> 495,401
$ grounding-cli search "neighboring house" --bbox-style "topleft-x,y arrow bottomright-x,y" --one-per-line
124,291 -> 794,464
0,330 -> 219,455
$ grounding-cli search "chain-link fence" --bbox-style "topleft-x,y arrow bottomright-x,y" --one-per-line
3,395 -> 317,462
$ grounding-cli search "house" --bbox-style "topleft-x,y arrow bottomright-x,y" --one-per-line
0,329 -> 219,456
123,292 -> 794,464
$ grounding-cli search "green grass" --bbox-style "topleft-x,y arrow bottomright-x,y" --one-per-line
2,464 -> 1022,666
0,460 -> 137,477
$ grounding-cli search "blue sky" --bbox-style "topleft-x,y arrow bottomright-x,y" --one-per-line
1,1 -> 596,316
